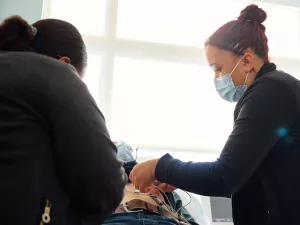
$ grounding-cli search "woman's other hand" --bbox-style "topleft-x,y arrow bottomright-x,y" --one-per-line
156,182 -> 177,193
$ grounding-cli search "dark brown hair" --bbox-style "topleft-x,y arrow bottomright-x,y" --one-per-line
205,4 -> 269,61
0,15 -> 87,70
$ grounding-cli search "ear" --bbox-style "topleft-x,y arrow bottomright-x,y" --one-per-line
242,53 -> 254,73
58,56 -> 71,64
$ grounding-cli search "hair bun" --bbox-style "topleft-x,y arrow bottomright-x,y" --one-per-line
0,15 -> 35,51
238,4 -> 267,24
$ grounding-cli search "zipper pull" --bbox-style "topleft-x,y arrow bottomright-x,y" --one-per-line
267,210 -> 271,221
42,199 -> 51,224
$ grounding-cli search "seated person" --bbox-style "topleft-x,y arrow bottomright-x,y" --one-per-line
103,141 -> 199,225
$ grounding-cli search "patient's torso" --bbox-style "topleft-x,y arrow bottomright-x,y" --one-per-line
121,184 -> 168,208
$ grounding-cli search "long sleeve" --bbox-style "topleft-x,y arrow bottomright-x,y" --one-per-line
42,64 -> 127,222
155,77 -> 297,196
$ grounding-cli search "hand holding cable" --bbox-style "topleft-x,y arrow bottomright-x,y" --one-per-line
129,158 -> 159,193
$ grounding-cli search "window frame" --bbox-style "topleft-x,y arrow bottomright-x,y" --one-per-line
42,0 -> 300,150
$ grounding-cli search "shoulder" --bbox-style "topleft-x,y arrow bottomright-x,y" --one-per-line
234,70 -> 299,121
0,52 -> 86,106
242,70 -> 298,103
0,51 -> 79,80
262,70 -> 299,85
253,70 -> 296,88
0,52 -> 81,91
234,70 -> 299,117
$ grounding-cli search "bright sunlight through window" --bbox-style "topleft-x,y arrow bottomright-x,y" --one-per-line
44,0 -> 300,151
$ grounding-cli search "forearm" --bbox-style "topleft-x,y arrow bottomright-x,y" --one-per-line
155,154 -> 229,197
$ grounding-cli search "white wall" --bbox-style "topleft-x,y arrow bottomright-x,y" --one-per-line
0,0 -> 43,23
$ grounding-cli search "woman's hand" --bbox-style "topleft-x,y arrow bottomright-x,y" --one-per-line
144,181 -> 177,193
129,158 -> 159,193
156,182 -> 177,193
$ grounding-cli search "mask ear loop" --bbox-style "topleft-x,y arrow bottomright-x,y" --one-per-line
230,57 -> 244,76
244,72 -> 249,86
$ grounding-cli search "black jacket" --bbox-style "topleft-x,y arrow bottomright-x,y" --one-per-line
156,63 -> 300,225
0,52 -> 127,225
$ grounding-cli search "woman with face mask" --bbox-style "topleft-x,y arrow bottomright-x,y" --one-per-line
130,5 -> 300,225
0,16 -> 127,225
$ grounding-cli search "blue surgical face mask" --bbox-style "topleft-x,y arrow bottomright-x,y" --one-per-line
214,57 -> 249,103
115,141 -> 135,162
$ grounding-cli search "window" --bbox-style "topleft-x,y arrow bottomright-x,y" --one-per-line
258,2 -> 300,59
82,54 -> 102,105
110,57 -> 234,149
44,0 -> 300,151
47,0 -> 106,36
117,0 -> 246,47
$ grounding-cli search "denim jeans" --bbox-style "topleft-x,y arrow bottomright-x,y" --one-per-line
103,211 -> 179,225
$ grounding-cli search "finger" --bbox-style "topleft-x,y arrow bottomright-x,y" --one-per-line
153,181 -> 161,186
167,185 -> 177,192
129,170 -> 136,184
158,183 -> 168,190
160,183 -> 167,188
165,185 -> 174,192
129,171 -> 133,182
159,183 -> 176,192
144,186 -> 152,193
139,183 -> 150,193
